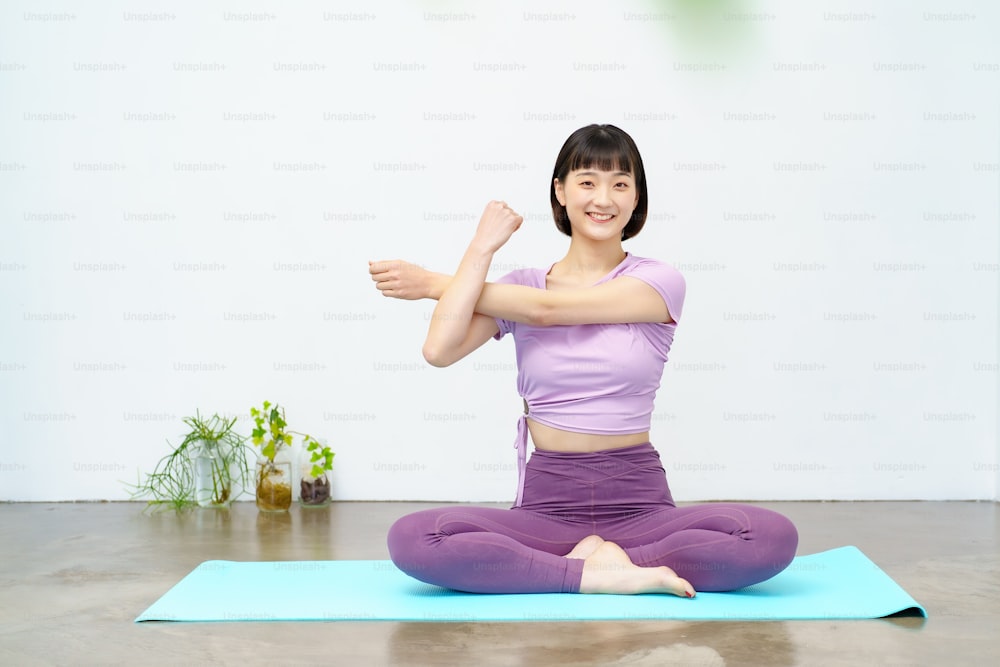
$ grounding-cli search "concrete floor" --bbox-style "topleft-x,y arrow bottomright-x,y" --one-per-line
0,501 -> 997,666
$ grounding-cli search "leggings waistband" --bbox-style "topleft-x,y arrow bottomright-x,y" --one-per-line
529,441 -> 657,460
511,414 -> 660,507
516,440 -> 674,520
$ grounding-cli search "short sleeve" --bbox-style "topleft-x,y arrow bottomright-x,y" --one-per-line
624,259 -> 686,323
491,269 -> 529,340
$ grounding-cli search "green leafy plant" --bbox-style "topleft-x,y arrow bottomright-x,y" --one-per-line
128,411 -> 250,512
250,401 -> 335,509
300,436 -> 335,506
250,400 -> 293,461
304,437 -> 335,480
250,401 -> 328,463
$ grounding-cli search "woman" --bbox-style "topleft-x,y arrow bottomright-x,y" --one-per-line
369,124 -> 797,597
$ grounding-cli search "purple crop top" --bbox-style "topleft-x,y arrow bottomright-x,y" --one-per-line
492,252 -> 686,506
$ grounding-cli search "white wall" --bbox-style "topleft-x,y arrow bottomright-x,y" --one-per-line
1,0 -> 997,502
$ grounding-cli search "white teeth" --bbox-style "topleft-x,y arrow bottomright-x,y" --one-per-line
589,213 -> 613,220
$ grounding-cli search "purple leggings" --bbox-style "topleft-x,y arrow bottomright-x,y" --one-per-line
387,443 -> 799,593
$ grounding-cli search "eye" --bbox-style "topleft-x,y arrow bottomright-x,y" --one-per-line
615,182 -> 629,189
579,180 -> 594,187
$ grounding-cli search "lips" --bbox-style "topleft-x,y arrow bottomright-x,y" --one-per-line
587,212 -> 615,223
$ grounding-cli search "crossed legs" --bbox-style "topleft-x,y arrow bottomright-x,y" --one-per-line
387,502 -> 798,595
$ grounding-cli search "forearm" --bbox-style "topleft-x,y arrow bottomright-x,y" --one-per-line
428,274 -> 545,325
424,244 -> 494,355
426,273 -> 666,326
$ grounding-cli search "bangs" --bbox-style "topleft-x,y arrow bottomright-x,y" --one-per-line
566,132 -> 636,177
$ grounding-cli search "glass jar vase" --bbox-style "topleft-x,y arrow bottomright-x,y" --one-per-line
299,461 -> 331,508
194,440 -> 235,509
255,447 -> 293,511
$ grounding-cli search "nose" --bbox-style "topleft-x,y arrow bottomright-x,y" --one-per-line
593,186 -> 613,207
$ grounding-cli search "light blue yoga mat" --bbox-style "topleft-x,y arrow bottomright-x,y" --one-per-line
135,546 -> 926,622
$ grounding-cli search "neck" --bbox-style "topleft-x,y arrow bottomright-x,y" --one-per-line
556,238 -> 627,277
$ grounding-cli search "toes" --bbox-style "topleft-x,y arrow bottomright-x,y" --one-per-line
666,572 -> 696,598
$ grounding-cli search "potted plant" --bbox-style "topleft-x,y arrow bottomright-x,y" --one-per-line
300,437 -> 335,507
128,411 -> 251,511
190,414 -> 251,508
250,401 -> 329,511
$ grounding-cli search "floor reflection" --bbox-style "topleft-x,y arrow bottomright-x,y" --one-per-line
388,619 -> 797,666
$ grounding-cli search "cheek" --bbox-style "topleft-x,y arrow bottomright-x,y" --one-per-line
617,192 -> 636,210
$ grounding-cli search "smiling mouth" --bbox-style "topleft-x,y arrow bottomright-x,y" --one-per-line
587,212 -> 615,222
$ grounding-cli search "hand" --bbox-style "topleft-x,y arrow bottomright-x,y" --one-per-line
472,200 -> 523,254
369,260 -> 438,300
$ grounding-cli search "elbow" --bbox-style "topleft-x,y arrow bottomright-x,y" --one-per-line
421,343 -> 453,368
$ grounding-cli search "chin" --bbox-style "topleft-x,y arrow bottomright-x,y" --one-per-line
577,230 -> 625,243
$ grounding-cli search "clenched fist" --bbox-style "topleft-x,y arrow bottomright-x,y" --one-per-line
472,200 -> 523,254
369,260 -> 438,300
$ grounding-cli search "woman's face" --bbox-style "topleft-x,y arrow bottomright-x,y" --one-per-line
554,167 -> 638,242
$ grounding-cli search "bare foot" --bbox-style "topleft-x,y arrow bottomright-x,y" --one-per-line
579,541 -> 696,598
565,535 -> 605,559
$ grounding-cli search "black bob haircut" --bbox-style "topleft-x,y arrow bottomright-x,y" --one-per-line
549,124 -> 648,240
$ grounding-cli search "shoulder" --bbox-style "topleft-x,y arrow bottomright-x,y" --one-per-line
617,254 -> 686,286
613,254 -> 687,322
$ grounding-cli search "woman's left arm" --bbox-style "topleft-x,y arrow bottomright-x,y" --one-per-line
508,278 -> 675,325
371,263 -> 676,326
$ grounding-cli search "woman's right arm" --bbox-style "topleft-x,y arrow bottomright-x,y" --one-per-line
425,312 -> 503,367
368,261 -> 508,367
412,201 -> 522,367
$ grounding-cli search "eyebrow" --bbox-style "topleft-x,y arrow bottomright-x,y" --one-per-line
575,170 -> 633,178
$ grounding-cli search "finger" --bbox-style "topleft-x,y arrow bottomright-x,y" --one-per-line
370,260 -> 401,273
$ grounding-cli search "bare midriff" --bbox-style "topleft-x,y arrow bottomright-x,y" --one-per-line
527,418 -> 651,453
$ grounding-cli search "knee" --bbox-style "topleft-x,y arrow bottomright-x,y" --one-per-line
386,510 -> 436,574
386,513 -> 419,561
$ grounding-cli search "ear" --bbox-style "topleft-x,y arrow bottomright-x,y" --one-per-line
553,178 -> 566,206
